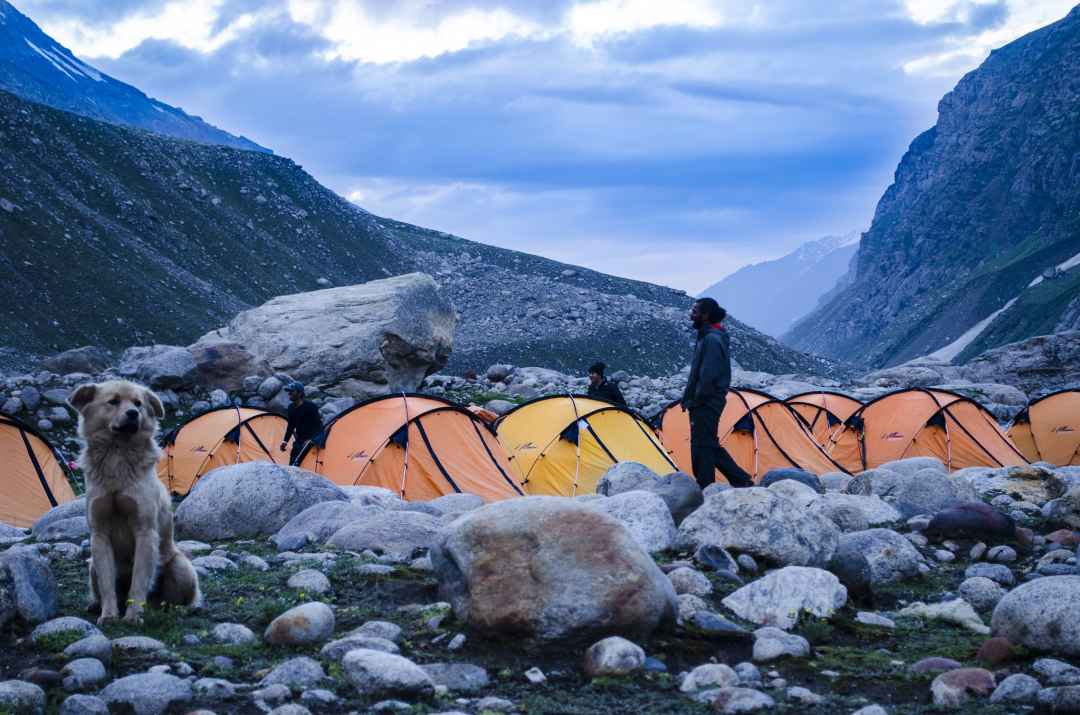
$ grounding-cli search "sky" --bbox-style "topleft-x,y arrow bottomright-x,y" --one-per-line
17,0 -> 1078,292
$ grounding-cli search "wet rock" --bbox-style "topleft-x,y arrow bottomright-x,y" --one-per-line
989,673 -> 1041,703
264,602 -> 335,646
341,649 -> 434,697
930,668 -> 995,708
99,673 -> 192,715
582,637 -> 645,678
722,566 -> 846,629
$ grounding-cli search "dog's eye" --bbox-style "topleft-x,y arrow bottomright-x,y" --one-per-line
133,399 -> 142,407
108,398 -> 120,406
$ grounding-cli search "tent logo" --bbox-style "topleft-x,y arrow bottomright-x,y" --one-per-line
882,432 -> 905,441
191,446 -> 208,453
515,442 -> 537,452
1052,425 -> 1075,433
347,450 -> 369,461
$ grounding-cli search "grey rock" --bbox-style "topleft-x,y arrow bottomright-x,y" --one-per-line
667,567 -> 712,596
287,569 -> 331,594
965,562 -> 1016,587
680,664 -> 738,692
34,517 -> 89,543
0,680 -> 45,714
753,626 -> 810,662
191,677 -> 236,701
420,662 -> 491,692
116,345 -> 198,390
111,636 -> 166,654
349,620 -> 403,643
0,549 -> 57,623
264,602 -> 335,646
327,510 -> 441,561
760,468 -> 823,493
708,687 -> 776,713
63,635 -> 111,665
830,529 -> 923,591
60,659 -> 106,693
260,657 -> 326,689
722,566 -> 846,629
211,623 -> 256,645
1033,658 -> 1080,686
586,490 -> 677,553
34,498 -> 87,540
959,577 -> 1006,612
992,576 -> 1080,657
31,617 -> 101,644
595,461 -> 660,496
99,673 -> 192,715
250,683 -> 291,705
428,493 -> 484,515
341,649 -> 435,697
1037,685 -> 1080,712
990,673 -> 1041,704
320,635 -> 400,662
59,694 -> 108,715
273,502 -> 386,550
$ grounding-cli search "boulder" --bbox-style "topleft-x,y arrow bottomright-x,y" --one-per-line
900,600 -> 989,634
959,577 -> 1006,612
722,566 -> 846,629
428,493 -> 484,516
765,479 -> 820,509
175,463 -> 346,540
809,493 -> 901,528
264,602 -> 335,646
586,491 -> 677,553
42,347 -> 112,375
923,502 -> 1017,541
99,673 -> 191,715
595,462 -> 659,495
430,497 -> 677,641
930,668 -> 995,708
846,467 -> 975,517
991,576 -> 1080,657
341,649 -> 434,697
31,499 -> 86,540
597,465 -> 702,524
1044,487 -> 1080,529
752,626 -> 811,662
192,273 -> 455,398
116,345 -> 198,390
677,487 -> 840,567
420,663 -> 489,693
680,664 -> 738,692
0,549 -> 57,624
760,468 -> 823,493
0,681 -> 45,715
272,503 -> 384,551
990,674 -> 1041,704
326,511 -> 441,561
829,529 -> 923,592
189,340 -> 267,391
260,657 -> 325,689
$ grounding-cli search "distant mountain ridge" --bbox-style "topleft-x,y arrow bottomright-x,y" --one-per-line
0,0 -> 265,152
700,231 -> 860,337
785,5 -> 1080,367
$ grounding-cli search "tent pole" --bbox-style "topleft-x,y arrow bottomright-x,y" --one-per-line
399,392 -> 411,498
568,393 -> 582,497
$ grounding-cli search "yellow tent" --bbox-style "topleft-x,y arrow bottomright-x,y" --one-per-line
0,415 -> 77,528
1006,390 -> 1080,466
157,407 -> 289,495
494,395 -> 676,496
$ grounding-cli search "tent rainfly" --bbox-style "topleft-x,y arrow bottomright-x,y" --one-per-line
157,407 -> 289,495
786,391 -> 864,447
0,415 -> 77,528
495,395 -> 676,497
1007,390 -> 1080,466
826,388 -> 1028,472
299,394 -> 522,502
656,389 -> 848,483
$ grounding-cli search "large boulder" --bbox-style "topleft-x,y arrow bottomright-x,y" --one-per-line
326,511 -> 442,561
192,273 -> 455,398
845,467 -> 976,517
272,502 -> 385,551
808,493 -> 902,531
175,463 -> 347,540
597,464 -> 702,524
923,502 -> 1016,541
116,345 -> 198,390
991,576 -> 1080,657
760,468 -> 823,494
0,548 -> 57,624
31,499 -> 86,541
957,331 -> 1080,395
677,488 -> 840,567
585,491 -> 677,553
188,341 -> 267,392
721,566 -> 847,629
42,346 -> 112,375
430,497 -> 677,641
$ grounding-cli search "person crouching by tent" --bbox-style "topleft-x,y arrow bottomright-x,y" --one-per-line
279,382 -> 323,466
681,298 -> 754,489
587,362 -> 627,406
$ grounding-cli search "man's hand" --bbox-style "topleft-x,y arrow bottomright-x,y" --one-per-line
279,442 -> 287,452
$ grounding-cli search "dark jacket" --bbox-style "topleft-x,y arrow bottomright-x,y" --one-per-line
682,324 -> 732,412
284,400 -> 323,445
588,379 -> 627,406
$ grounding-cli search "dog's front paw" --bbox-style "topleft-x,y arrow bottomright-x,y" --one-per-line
122,604 -> 145,624
97,609 -> 118,625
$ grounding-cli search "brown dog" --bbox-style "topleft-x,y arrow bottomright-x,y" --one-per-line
69,380 -> 201,624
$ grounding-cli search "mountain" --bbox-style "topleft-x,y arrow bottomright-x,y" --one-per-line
699,231 -> 861,337
0,88 -> 848,379
785,5 -> 1080,368
0,0 -> 265,152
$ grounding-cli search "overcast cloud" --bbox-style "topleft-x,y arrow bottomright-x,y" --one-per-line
16,0 -> 1078,291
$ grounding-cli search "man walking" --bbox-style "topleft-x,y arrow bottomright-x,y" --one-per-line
279,381 -> 323,466
681,298 -> 754,489
586,362 -> 627,406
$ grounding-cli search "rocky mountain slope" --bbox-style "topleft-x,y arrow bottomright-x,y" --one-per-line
0,0 -> 264,152
785,6 -> 1080,368
0,88 -> 844,379
701,231 -> 860,337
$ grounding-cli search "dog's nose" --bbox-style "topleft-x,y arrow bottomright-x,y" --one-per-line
126,408 -> 139,420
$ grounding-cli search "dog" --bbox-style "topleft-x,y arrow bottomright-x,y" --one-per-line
69,380 -> 201,624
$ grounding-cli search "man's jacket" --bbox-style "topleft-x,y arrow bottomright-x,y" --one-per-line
682,324 -> 732,412
587,379 -> 627,406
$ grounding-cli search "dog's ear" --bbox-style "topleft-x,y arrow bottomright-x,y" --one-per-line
144,389 -> 165,419
68,384 -> 97,412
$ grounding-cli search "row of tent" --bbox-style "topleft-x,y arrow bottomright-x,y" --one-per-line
3,388 -> 1079,528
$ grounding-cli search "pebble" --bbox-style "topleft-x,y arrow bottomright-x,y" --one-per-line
111,636 -> 166,654
736,554 -> 759,574
448,633 -> 466,651
524,667 -> 547,684
349,621 -> 403,643
735,662 -> 761,685
934,549 -> 955,563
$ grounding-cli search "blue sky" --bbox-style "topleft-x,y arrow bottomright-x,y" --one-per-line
19,0 -> 1078,292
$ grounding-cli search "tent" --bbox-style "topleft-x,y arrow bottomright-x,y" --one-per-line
157,407 -> 289,495
0,415 -> 77,528
656,389 -> 848,482
826,388 -> 1028,472
1006,390 -> 1080,466
299,394 -> 522,502
494,395 -> 676,497
787,391 -> 864,447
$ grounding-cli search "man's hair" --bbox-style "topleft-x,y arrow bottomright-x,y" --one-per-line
588,362 -> 606,376
695,297 -> 726,323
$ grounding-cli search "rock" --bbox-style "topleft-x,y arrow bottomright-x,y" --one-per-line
320,635 -> 400,661
964,563 -> 1015,587
192,678 -> 236,701
193,273 -> 455,398
977,637 -> 1017,666
1045,487 -> 1080,528
850,707 -> 888,715
261,657 -> 326,689
737,554 -> 758,573
428,494 -> 484,515
34,517 -> 89,543
191,555 -> 236,573
766,478 -> 821,509
0,681 -> 45,714
787,686 -> 825,706
820,472 -> 853,492
694,544 -> 739,574
990,673 -> 1041,703
677,487 -> 840,567
99,673 -> 192,715
484,399 -> 516,416
638,472 -> 704,525
586,491 -> 677,553
930,668 -> 995,708
273,502 -> 384,550
349,620 -> 403,643
176,463 -> 347,540
212,623 -> 257,645
855,611 -> 896,629
59,694 -> 108,715
31,617 -> 101,644
809,493 -> 902,529
250,683 -> 291,705
1033,658 -> 1080,686
688,611 -> 751,639
60,659 -> 106,693
991,576 -> 1080,656
721,566 -> 847,629
1038,685 -> 1080,712
420,663 -> 490,693
43,347 -> 112,375
924,502 -> 1016,541
189,340 -> 266,391
595,461 -> 660,496
116,345 -> 198,390
752,626 -> 810,662
900,599 -> 990,634
760,468 -> 823,493
829,528 -> 922,594
846,467 -> 975,517
667,567 -> 712,596
111,636 -> 166,655
264,602 -> 335,646
287,569 -> 331,594
341,649 -> 434,697
327,510 -> 441,561
680,664 -> 738,692
486,364 -> 512,382
707,687 -> 776,713
911,657 -> 963,674
0,549 -> 57,623
63,635 -> 111,665
582,637 -> 645,678
430,497 -> 677,641
986,545 -> 1017,563
959,577 -> 1006,611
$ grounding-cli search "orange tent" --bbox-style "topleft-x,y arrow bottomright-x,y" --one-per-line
787,391 -> 864,447
299,394 -> 522,502
826,388 -> 1029,472
0,415 -> 77,528
1006,390 -> 1080,466
656,389 -> 848,482
157,407 -> 289,495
